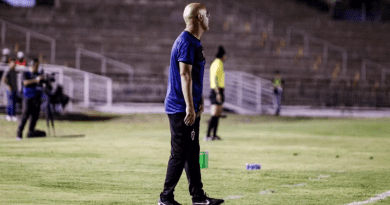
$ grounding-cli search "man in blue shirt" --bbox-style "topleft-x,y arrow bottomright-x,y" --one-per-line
159,3 -> 224,205
16,58 -> 44,140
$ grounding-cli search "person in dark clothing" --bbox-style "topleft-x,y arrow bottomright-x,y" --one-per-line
2,58 -> 18,121
16,58 -> 44,140
159,3 -> 224,205
273,70 -> 283,116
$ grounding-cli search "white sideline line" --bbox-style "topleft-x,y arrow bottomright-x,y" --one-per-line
310,175 -> 331,181
224,195 -> 244,200
345,190 -> 390,205
260,190 -> 275,194
280,183 -> 307,187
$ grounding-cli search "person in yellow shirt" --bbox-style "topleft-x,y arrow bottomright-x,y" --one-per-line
205,46 -> 226,141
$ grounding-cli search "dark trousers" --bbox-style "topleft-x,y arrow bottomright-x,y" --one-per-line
6,91 -> 17,116
275,90 -> 283,115
17,97 -> 41,138
160,113 -> 204,200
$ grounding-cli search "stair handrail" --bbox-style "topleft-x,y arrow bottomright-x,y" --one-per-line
0,18 -> 56,63
362,59 -> 390,84
286,27 -> 348,76
76,47 -> 134,83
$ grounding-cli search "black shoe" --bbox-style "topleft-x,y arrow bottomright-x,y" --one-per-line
158,198 -> 182,205
192,192 -> 224,205
212,136 -> 222,141
27,130 -> 46,138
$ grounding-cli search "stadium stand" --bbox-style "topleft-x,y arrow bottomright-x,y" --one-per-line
1,0 -> 389,107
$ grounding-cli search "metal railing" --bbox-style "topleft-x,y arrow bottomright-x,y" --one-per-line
221,0 -> 274,35
76,48 -> 134,83
285,27 -> 348,76
203,69 -> 275,115
221,0 -> 388,83
0,19 -> 56,64
0,64 -> 113,109
362,59 -> 390,84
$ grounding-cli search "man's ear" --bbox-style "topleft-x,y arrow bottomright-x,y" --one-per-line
197,13 -> 203,21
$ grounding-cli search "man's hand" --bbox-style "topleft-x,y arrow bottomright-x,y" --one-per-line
36,75 -> 43,83
216,93 -> 222,103
185,106 -> 196,126
196,97 -> 204,118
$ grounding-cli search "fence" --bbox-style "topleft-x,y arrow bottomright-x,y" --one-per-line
76,48 -> 134,83
0,19 -> 56,64
203,69 -> 275,115
0,64 -> 112,110
285,27 -> 348,76
362,59 -> 390,85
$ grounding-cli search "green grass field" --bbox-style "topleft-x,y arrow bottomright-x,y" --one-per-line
1,113 -> 390,205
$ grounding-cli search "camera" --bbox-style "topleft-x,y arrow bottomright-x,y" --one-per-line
39,72 -> 56,92
40,73 -> 56,85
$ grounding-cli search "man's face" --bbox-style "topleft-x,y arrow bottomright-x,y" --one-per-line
199,9 -> 209,31
9,61 -> 15,68
222,55 -> 227,62
31,63 -> 39,73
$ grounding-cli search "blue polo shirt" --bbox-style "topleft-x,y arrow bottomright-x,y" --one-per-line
165,31 -> 206,114
23,71 -> 42,99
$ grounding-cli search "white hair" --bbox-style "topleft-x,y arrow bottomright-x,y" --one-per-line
2,48 -> 10,55
17,51 -> 24,59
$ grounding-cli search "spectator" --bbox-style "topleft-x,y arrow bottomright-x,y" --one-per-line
1,48 -> 11,64
2,58 -> 18,122
16,51 -> 27,66
273,70 -> 283,116
16,58 -> 44,140
205,45 -> 226,141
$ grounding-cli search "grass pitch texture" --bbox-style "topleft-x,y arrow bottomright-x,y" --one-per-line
1,113 -> 390,205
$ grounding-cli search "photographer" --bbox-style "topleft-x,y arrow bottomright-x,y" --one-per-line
16,58 -> 45,140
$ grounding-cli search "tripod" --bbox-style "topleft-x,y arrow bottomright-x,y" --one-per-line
41,78 -> 56,137
44,93 -> 56,137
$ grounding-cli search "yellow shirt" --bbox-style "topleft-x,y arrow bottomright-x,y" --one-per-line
210,58 -> 225,89
273,78 -> 281,87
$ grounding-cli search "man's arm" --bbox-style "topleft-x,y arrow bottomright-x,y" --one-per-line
179,62 -> 196,126
214,76 -> 219,92
212,62 -> 222,103
211,62 -> 220,92
214,76 -> 222,103
23,74 -> 42,87
2,72 -> 8,85
2,72 -> 12,91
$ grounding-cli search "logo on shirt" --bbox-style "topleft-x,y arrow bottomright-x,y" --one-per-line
195,46 -> 205,63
